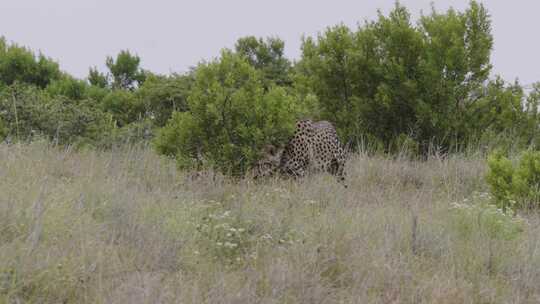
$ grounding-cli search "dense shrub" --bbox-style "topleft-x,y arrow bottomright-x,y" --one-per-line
45,76 -> 89,100
0,84 -> 50,140
84,84 -> 110,103
486,151 -> 515,209
100,90 -> 144,128
153,111 -> 199,163
154,50 -> 306,176
0,84 -> 113,145
487,150 -> 540,210
108,118 -> 154,145
44,97 -> 113,145
137,73 -> 193,127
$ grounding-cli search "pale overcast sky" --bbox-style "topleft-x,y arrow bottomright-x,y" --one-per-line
0,1 -> 538,86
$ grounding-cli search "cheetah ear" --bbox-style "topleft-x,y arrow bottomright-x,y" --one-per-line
264,144 -> 277,156
275,147 -> 284,158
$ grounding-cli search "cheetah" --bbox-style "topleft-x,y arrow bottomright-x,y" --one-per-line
252,119 -> 348,187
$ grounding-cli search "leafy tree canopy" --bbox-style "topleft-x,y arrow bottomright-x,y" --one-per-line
88,67 -> 109,88
297,1 -> 496,152
235,36 -> 292,87
0,37 -> 62,88
105,50 -> 146,90
137,72 -> 194,127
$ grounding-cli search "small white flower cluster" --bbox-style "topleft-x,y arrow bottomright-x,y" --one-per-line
211,220 -> 247,251
257,188 -> 293,202
273,187 -> 292,199
229,227 -> 246,233
304,199 -> 318,205
477,192 -> 492,199
216,241 -> 238,248
207,210 -> 231,220
449,192 -> 527,236
450,192 -> 508,215
261,233 -> 273,241
260,230 -> 302,246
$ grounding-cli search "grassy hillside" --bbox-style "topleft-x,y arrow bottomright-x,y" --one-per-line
1,142 -> 539,303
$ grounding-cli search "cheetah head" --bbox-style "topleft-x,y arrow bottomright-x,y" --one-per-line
251,144 -> 283,180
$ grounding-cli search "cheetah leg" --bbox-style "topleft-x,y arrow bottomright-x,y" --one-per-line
330,158 -> 347,188
294,167 -> 307,179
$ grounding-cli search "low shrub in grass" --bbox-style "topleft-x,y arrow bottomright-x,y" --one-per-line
450,192 -> 524,241
487,150 -> 540,210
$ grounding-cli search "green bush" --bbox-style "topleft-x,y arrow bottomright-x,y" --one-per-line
85,84 -> 109,103
100,90 -> 144,127
137,73 -> 193,127
44,97 -> 113,146
0,83 -> 113,145
0,84 -> 51,140
154,111 -> 202,168
513,151 -> 540,205
487,150 -> 540,210
486,151 -> 514,210
108,118 -> 154,145
45,76 -> 89,100
154,50 -> 305,176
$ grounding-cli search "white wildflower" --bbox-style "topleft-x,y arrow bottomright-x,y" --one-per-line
224,242 -> 238,248
261,233 -> 272,240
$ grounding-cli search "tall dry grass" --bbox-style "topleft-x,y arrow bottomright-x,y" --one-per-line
1,141 -> 540,303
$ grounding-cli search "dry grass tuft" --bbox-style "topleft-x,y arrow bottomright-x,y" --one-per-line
1,142 -> 540,303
